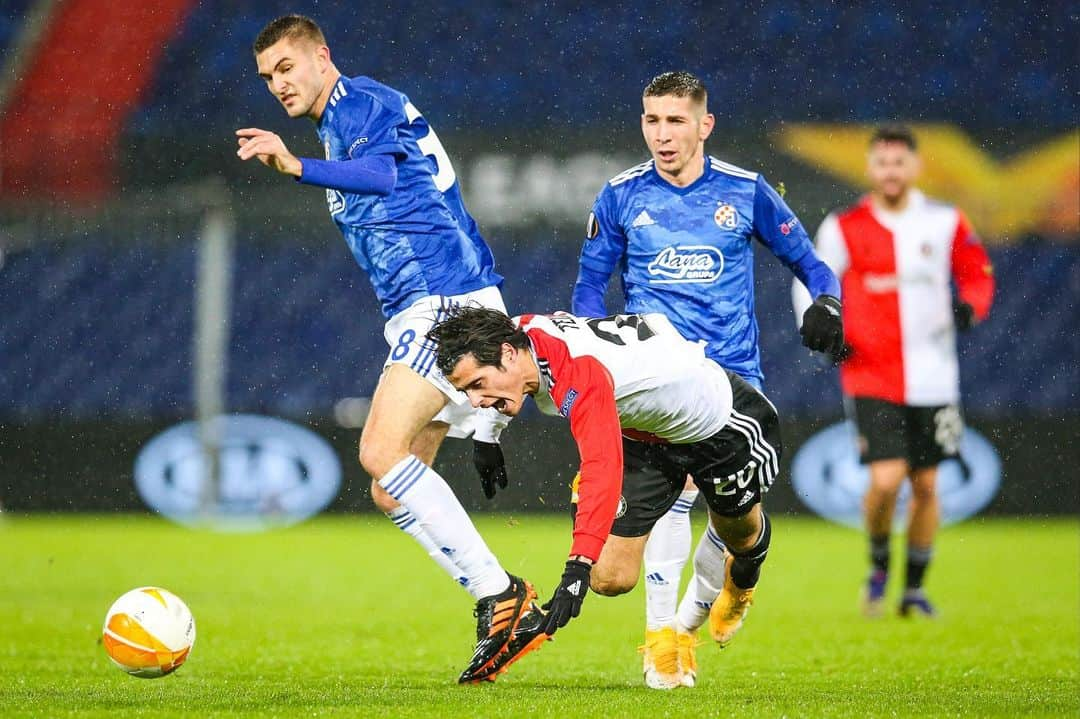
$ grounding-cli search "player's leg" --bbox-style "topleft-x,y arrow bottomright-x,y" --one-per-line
590,534 -> 650,595
899,465 -> 939,616
592,440 -> 688,689
852,397 -> 910,616
374,419 -> 470,586
862,457 -> 909,614
361,363 -> 535,682
642,475 -> 698,630
697,505 -> 770,647
642,480 -> 698,687
898,403 -> 959,617
361,363 -> 511,598
675,370 -> 782,649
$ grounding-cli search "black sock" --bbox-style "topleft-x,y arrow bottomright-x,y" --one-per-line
870,534 -> 890,574
905,545 -> 933,590
730,512 -> 771,589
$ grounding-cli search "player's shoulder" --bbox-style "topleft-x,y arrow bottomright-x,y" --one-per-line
330,75 -> 405,117
707,156 -> 759,183
519,312 -> 570,333
607,159 -> 655,188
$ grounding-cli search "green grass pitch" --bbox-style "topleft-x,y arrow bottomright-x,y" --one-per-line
1,514 -> 1076,718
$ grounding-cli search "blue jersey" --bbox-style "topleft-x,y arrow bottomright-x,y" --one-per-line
579,156 -> 836,384
315,76 -> 501,317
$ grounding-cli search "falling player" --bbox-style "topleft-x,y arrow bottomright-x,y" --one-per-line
429,306 -> 784,684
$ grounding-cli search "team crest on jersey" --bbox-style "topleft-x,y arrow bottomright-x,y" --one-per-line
647,245 -> 724,284
714,201 -> 738,229
615,495 -> 627,519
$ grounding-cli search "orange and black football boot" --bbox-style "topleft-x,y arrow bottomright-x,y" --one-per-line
457,574 -> 537,684
472,598 -> 551,683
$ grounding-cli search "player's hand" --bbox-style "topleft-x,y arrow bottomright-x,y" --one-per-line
472,440 -> 508,499
540,559 -> 591,635
800,294 -> 844,356
953,299 -> 975,331
235,128 -> 302,177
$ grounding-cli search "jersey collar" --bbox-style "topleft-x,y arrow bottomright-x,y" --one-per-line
650,155 -> 712,196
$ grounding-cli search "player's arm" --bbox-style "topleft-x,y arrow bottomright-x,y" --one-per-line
751,176 -> 844,355
949,211 -> 995,330
235,127 -> 399,195
752,176 -> 841,299
792,213 -> 849,322
236,92 -> 406,196
540,355 -> 623,634
572,187 -> 626,317
790,212 -> 850,361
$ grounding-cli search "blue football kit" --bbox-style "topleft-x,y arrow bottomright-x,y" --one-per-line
303,75 -> 501,318
573,157 -> 839,386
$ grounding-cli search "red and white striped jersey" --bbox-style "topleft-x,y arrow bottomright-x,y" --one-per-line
793,190 -> 994,405
517,312 -> 734,560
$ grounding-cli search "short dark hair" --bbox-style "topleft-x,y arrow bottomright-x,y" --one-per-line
253,14 -> 326,55
870,124 -> 917,151
428,306 -> 529,377
643,71 -> 707,105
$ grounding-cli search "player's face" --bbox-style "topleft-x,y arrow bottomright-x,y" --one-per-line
641,94 -> 715,184
447,348 -> 530,417
867,141 -> 920,203
256,38 -> 331,119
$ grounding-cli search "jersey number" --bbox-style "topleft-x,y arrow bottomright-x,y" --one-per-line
585,314 -> 656,346
404,102 -> 456,192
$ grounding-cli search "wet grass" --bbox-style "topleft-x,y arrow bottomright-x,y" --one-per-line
1,514 -> 1076,717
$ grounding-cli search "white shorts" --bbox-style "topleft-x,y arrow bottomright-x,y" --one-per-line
382,285 -> 510,440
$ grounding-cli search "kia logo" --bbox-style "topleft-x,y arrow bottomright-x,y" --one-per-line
791,421 -> 1001,527
134,415 -> 342,531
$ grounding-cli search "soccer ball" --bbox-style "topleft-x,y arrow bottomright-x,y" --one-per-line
101,587 -> 196,678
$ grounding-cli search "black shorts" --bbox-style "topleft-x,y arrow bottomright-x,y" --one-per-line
609,371 -> 783,538
848,396 -> 963,469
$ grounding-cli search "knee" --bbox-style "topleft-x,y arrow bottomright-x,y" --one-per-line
910,480 -> 937,504
589,566 -> 637,597
358,438 -> 406,481
370,479 -> 399,513
869,460 -> 909,493
712,511 -> 761,552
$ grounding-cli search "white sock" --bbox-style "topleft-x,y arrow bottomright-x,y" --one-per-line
386,506 -> 469,590
643,488 -> 698,630
379,455 -> 509,600
676,524 -> 728,633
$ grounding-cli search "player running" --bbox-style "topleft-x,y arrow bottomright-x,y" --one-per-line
429,307 -> 784,685
793,125 -> 994,618
571,71 -> 842,688
235,15 -> 538,681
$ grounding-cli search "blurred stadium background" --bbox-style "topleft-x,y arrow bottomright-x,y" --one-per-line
0,0 -> 1077,520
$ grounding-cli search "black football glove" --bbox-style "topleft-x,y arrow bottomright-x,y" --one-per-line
953,299 -> 975,332
800,294 -> 844,357
472,440 -> 508,499
540,559 -> 591,635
